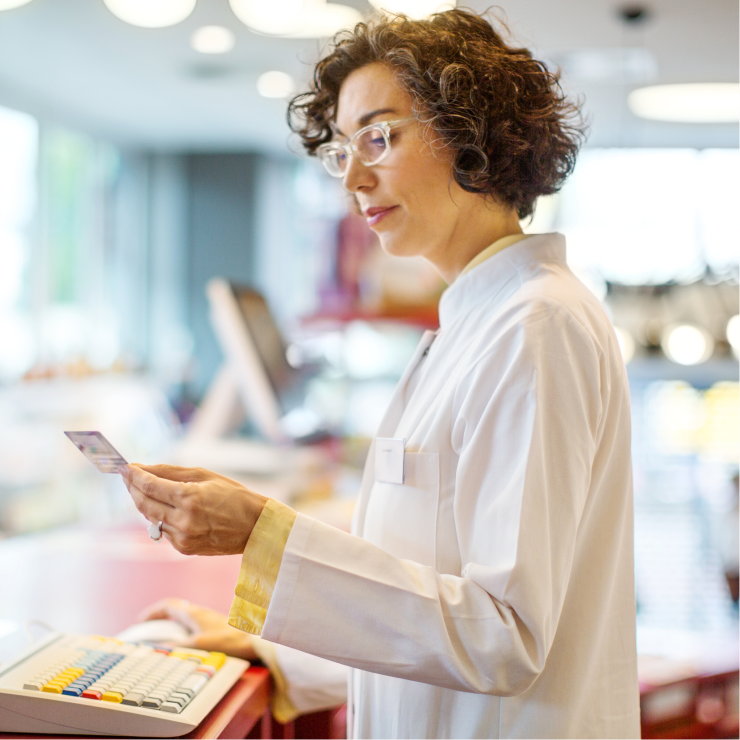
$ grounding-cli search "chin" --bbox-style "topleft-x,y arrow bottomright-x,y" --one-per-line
377,232 -> 422,259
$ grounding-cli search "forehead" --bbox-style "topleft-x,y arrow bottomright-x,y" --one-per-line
335,62 -> 413,134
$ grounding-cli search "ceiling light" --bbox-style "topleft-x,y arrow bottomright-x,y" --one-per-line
726,315 -> 740,357
103,0 -> 196,28
0,0 -> 34,10
257,71 -> 295,98
230,0 -> 362,37
628,83 -> 740,123
613,327 -> 635,365
368,0 -> 456,19
191,26 -> 235,54
661,324 -> 714,366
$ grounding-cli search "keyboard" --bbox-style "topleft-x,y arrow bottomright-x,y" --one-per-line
0,631 -> 249,737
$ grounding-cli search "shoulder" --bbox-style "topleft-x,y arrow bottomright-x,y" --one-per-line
448,265 -> 621,411
471,262 -> 609,364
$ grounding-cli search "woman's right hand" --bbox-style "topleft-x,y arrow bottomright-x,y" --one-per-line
138,598 -> 257,661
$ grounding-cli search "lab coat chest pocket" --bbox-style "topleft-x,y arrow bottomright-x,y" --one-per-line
362,451 -> 440,567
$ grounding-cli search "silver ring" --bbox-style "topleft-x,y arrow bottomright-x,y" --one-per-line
148,521 -> 163,541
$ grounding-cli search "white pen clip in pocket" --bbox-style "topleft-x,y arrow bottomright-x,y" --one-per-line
375,437 -> 405,485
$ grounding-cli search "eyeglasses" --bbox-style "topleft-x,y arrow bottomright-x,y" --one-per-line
316,117 -> 416,177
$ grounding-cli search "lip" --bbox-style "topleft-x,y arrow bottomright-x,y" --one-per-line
363,205 -> 398,227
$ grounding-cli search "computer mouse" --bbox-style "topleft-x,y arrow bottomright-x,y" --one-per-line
115,619 -> 191,645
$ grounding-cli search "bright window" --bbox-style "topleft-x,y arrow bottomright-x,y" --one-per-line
0,105 -> 38,381
552,148 -> 739,285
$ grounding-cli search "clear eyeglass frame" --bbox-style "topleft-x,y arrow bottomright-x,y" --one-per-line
316,117 -> 416,177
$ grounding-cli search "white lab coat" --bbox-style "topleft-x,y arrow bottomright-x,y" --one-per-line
261,234 -> 640,738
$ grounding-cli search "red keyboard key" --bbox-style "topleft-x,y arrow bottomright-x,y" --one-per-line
82,689 -> 102,700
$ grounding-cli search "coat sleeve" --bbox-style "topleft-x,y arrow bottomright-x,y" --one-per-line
260,308 -> 605,695
250,637 -> 348,721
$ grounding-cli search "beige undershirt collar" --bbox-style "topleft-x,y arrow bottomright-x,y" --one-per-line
459,233 -> 530,278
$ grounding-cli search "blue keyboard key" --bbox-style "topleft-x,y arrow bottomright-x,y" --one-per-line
62,687 -> 83,696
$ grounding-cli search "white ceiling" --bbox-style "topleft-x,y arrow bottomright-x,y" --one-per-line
0,0 -> 736,154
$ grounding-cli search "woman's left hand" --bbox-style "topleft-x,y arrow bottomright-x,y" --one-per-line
120,464 -> 267,556
138,598 -> 257,661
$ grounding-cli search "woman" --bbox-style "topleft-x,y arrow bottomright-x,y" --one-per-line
122,9 -> 640,738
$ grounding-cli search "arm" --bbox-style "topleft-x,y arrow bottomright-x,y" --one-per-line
255,311 -> 603,695
122,309 -> 604,696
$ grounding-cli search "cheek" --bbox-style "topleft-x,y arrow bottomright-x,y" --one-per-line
398,150 -> 456,213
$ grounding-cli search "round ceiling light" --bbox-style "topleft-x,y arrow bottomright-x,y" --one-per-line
257,71 -> 295,98
103,0 -> 196,28
0,0 -> 34,9
726,315 -> 740,357
191,25 -> 235,54
368,0 -> 455,20
230,0 -> 362,38
628,83 -> 740,123
661,324 -> 714,366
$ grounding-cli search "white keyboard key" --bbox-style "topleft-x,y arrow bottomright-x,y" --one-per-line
178,673 -> 208,696
170,691 -> 192,707
121,692 -> 145,706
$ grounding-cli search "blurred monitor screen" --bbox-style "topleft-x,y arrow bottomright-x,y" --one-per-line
232,287 -> 304,415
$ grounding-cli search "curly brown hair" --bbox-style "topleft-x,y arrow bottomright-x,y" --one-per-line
288,8 -> 585,219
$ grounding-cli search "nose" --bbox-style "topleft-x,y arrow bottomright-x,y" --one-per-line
342,153 -> 376,194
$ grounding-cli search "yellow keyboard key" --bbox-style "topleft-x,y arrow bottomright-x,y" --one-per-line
170,651 -> 202,662
42,684 -> 63,693
101,691 -> 123,703
205,652 -> 225,664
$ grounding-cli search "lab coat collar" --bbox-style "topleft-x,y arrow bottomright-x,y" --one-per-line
438,233 -> 567,329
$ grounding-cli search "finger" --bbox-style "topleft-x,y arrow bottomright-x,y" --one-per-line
134,464 -> 212,483
124,465 -> 184,508
137,465 -> 246,491
136,598 -> 199,633
183,630 -> 254,659
129,486 -> 174,525
182,632 -> 221,652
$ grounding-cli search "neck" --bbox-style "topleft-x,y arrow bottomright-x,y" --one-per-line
427,196 -> 523,284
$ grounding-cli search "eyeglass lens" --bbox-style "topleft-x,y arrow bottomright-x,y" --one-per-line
354,127 -> 388,165
322,125 -> 389,176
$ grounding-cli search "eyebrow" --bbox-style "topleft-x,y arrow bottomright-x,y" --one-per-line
335,107 -> 398,136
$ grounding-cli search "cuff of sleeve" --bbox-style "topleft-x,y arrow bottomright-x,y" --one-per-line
250,637 -> 300,724
228,498 -> 297,636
